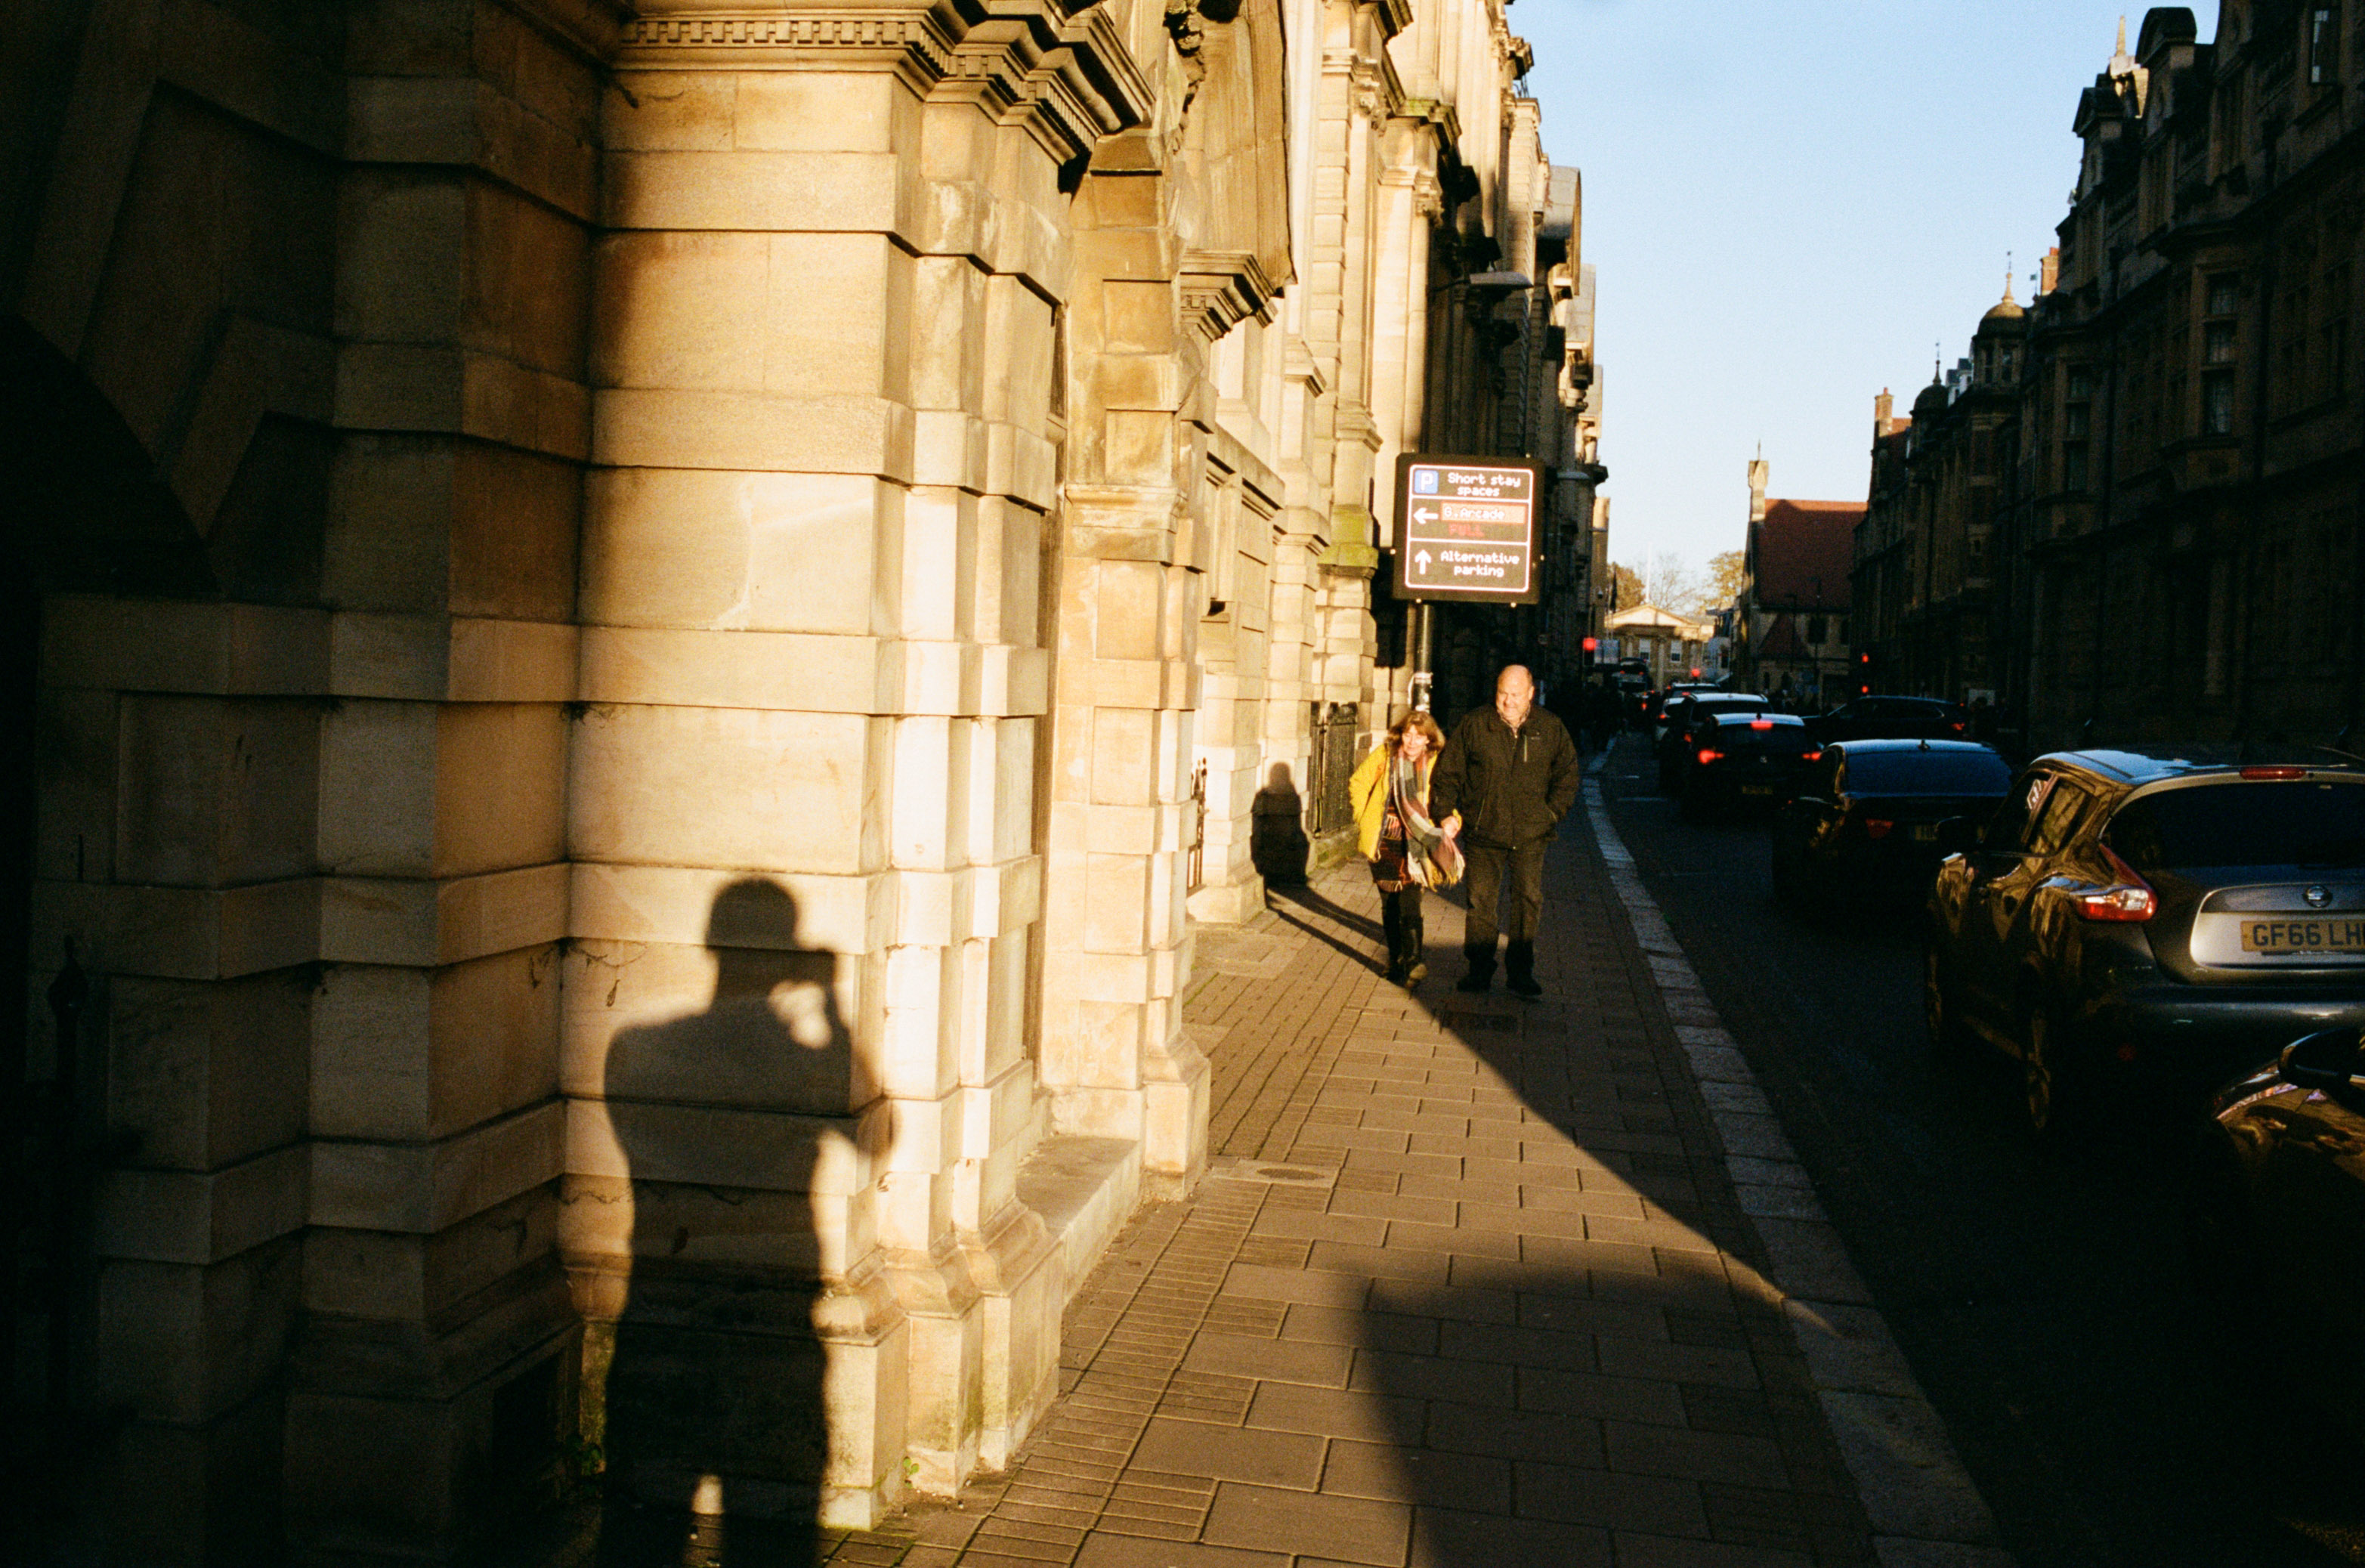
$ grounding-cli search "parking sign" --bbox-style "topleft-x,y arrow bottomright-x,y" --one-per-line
1392,453 -> 1545,605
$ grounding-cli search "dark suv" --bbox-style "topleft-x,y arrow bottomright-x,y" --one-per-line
1813,694 -> 1971,746
1923,747 -> 2365,1141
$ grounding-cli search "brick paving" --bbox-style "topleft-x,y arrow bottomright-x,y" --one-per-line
878,799 -> 1885,1568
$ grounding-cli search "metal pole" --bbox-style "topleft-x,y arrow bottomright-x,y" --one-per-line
1411,601 -> 1435,712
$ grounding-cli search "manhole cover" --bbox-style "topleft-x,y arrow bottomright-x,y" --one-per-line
1207,1158 -> 1337,1186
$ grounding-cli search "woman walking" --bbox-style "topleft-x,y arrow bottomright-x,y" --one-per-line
1349,710 -> 1461,986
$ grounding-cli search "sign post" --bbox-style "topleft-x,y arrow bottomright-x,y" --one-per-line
1392,453 -> 1545,709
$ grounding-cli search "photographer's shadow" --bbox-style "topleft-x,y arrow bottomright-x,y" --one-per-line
592,878 -> 856,1565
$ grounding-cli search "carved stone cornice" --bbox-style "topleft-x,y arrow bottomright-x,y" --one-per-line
614,2 -> 1152,159
1179,249 -> 1281,342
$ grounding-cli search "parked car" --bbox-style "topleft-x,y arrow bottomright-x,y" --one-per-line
1773,741 -> 2014,911
1924,747 -> 2365,1143
1680,711 -> 1819,819
1812,694 -> 1972,746
1656,692 -> 1773,790
2186,1025 -> 2365,1441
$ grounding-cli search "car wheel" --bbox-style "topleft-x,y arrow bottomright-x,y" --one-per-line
2021,1006 -> 2086,1149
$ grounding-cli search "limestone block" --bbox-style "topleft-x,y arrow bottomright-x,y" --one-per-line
569,1097 -> 875,1196
434,702 -> 567,876
560,937 -> 872,1117
909,255 -> 986,415
568,704 -> 881,874
1083,802 -> 1159,856
308,1097 -> 565,1234
36,685 -> 116,882
580,468 -> 901,633
560,1174 -> 829,1275
318,861 -> 567,968
1082,852 -> 1151,954
1091,559 -> 1165,662
896,1259 -> 982,1491
311,945 -> 561,1141
114,696 -> 318,888
466,178 -> 592,376
345,76 -> 595,221
602,149 -> 907,234
982,929 -> 1030,1080
32,876 -> 321,983
93,1143 -> 308,1266
733,70 -> 910,153
450,442 -> 582,620
459,349 -> 592,460
108,970 -> 309,1171
973,498 -> 1042,648
580,626 -> 880,712
303,1185 -> 558,1322
1090,707 -> 1157,804
1048,1085 -> 1144,1143
988,719 -> 1037,864
767,231 -> 910,400
601,71 -> 728,153
317,699 -> 434,874
876,942 -> 954,1104
890,715 -> 956,868
325,433 -> 456,615
592,229 -> 769,391
335,170 -> 465,345
446,617 -> 577,702
567,865 -> 886,954
593,388 -> 913,478
91,1237 -> 301,1424
901,487 -> 976,641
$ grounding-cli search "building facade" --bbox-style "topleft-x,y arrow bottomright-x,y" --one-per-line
1862,7 -> 2365,752
2,2 -> 1585,1562
1733,459 -> 1857,703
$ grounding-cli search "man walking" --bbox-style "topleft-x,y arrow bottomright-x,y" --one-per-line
1431,663 -> 1581,997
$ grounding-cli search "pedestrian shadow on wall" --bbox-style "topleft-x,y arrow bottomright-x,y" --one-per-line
586,877 -> 854,1567
1250,762 -> 1309,885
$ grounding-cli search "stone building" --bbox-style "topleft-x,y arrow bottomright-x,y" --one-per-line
2,1 -> 1578,1562
1863,8 -> 2365,752
1733,459 -> 1856,703
1853,283 -> 2029,715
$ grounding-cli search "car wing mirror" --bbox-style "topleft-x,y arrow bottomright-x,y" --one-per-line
2278,1028 -> 2365,1092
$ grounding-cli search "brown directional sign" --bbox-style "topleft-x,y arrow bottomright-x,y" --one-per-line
1392,453 -> 1544,605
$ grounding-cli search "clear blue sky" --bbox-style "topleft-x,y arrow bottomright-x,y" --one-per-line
1519,2 -> 2219,585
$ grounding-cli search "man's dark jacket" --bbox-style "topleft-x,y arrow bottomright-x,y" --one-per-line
1430,707 -> 1581,849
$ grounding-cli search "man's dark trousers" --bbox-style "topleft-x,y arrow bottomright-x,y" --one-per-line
1462,838 -> 1547,984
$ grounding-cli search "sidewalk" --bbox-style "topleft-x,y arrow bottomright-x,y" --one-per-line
856,753 -> 1989,1568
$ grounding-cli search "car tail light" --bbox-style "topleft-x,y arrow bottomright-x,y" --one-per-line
1801,749 -> 1822,762
2072,844 -> 2157,923
2239,765 -> 2307,781
1748,718 -> 1774,730
1863,818 -> 1894,840
1950,721 -> 1966,733
1696,747 -> 1723,766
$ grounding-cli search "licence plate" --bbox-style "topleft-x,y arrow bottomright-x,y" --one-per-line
1911,824 -> 1938,843
1740,784 -> 1773,796
2241,918 -> 2365,953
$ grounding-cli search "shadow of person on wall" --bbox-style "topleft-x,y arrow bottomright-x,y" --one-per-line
1251,761 -> 1309,885
592,877 -> 852,1567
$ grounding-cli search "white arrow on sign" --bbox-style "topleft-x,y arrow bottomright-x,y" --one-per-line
1414,549 -> 1433,572
1413,506 -> 1438,526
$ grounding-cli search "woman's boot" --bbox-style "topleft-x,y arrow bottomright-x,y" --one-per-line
1380,897 -> 1406,982
1402,902 -> 1427,986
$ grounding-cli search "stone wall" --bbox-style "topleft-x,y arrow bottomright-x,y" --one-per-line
3,1 -> 1569,1560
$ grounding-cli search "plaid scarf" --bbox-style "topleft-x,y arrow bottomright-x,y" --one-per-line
1391,753 -> 1462,887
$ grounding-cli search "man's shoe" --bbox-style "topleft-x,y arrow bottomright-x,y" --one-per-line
1404,961 -> 1427,987
1455,971 -> 1492,994
1507,975 -> 1544,999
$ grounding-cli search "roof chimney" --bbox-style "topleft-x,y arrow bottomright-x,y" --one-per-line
1873,388 -> 1894,435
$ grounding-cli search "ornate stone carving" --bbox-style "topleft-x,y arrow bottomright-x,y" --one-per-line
1179,249 -> 1281,342
614,3 -> 1153,159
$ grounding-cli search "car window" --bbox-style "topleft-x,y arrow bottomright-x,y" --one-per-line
1838,750 -> 2012,794
1985,771 -> 2055,851
2026,781 -> 2094,856
2106,781 -> 2365,873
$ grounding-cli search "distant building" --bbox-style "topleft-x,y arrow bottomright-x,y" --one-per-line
1604,603 -> 1716,688
1735,460 -> 1859,703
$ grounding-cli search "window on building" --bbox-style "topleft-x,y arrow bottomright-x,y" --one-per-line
2063,366 -> 2093,488
2201,274 -> 2240,435
2312,6 -> 2342,84
2204,369 -> 2237,434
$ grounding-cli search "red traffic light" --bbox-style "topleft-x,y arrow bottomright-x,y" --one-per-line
1689,667 -> 1701,679
1581,636 -> 1598,651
